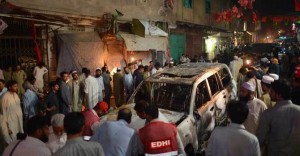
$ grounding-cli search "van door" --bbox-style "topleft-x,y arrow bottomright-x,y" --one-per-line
194,79 -> 214,151
218,67 -> 236,101
207,73 -> 228,126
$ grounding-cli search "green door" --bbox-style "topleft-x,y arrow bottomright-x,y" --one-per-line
170,34 -> 186,64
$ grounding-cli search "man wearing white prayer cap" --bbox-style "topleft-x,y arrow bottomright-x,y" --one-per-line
239,82 -> 267,134
260,76 -> 275,108
269,73 -> 279,81
262,75 -> 274,84
47,114 -> 67,154
242,82 -> 256,92
68,71 -> 83,112
246,70 -> 263,98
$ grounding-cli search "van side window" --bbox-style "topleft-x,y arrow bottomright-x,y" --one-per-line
195,80 -> 210,109
207,74 -> 220,96
218,68 -> 231,87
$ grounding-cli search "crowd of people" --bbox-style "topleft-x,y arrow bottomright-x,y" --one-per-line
0,60 -> 173,156
207,80 -> 300,156
205,45 -> 300,155
0,46 -> 300,155
159,44 -> 300,156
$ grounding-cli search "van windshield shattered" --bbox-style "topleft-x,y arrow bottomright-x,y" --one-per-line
133,82 -> 192,113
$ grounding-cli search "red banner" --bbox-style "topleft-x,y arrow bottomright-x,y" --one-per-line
31,22 -> 42,63
296,0 -> 300,11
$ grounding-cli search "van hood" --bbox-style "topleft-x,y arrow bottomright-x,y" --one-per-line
159,108 -> 187,125
100,104 -> 186,130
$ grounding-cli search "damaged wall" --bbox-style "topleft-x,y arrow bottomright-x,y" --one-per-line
104,39 -> 126,72
8,0 -> 176,23
8,0 -> 229,29
56,32 -> 108,76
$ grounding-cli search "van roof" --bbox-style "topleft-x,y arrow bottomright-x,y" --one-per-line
146,63 -> 226,85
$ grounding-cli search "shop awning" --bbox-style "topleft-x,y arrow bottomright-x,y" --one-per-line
132,18 -> 168,37
120,33 -> 168,51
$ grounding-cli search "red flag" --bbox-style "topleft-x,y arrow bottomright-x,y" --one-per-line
295,0 -> 300,11
31,22 -> 42,63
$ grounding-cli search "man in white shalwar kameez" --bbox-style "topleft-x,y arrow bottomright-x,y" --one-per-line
33,62 -> 48,91
239,82 -> 267,134
229,56 -> 240,82
95,68 -> 105,102
0,80 -> 23,144
68,71 -> 82,112
84,69 -> 99,109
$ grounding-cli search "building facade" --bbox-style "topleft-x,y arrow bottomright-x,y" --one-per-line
1,0 -> 233,79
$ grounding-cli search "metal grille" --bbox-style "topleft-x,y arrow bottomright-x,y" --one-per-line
0,19 -> 45,74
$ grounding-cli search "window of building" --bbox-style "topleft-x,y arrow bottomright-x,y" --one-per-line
184,0 -> 192,8
205,0 -> 211,14
0,18 -> 46,77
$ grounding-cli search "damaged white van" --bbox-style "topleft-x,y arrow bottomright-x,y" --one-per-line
102,63 -> 235,155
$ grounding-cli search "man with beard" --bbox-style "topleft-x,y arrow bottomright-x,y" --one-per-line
260,75 -> 274,108
0,80 -> 23,145
246,70 -> 263,98
68,71 -> 83,112
54,112 -> 104,156
256,80 -> 300,156
2,116 -> 51,156
47,114 -> 67,154
239,82 -> 267,134
94,68 -> 105,102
